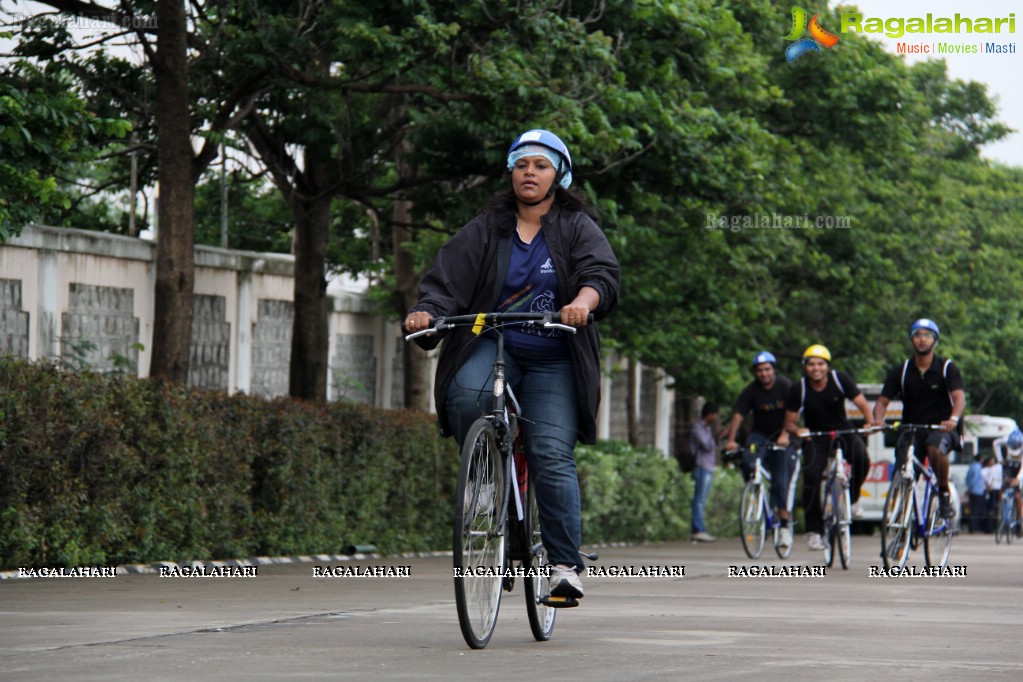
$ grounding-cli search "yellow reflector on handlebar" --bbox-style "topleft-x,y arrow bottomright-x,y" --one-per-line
471,312 -> 486,335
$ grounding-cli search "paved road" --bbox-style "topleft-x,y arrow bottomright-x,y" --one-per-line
2,533 -> 1022,680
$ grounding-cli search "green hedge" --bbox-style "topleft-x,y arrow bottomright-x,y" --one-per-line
0,356 -> 743,569
0,357 -> 458,569
577,440 -> 744,544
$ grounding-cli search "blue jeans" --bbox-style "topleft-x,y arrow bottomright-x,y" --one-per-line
692,467 -> 714,533
446,338 -> 582,569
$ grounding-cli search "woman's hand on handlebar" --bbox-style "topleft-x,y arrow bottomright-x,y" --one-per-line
404,311 -> 434,333
560,303 -> 591,327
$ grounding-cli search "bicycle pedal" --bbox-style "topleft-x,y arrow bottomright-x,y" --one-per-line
540,595 -> 579,608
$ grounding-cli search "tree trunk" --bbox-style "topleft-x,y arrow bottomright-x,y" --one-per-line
288,146 -> 330,401
393,137 -> 430,411
627,357 -> 639,447
149,0 -> 194,383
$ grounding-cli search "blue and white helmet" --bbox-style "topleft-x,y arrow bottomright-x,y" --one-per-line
1008,429 -> 1023,457
507,129 -> 573,189
751,351 -> 776,371
909,318 -> 941,339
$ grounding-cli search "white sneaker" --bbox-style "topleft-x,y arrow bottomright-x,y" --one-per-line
851,502 -> 864,519
806,533 -> 826,551
549,564 -> 584,598
691,531 -> 717,543
779,527 -> 793,550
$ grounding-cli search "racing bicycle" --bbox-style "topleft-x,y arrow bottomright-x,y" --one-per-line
735,442 -> 800,560
880,423 -> 956,571
406,311 -> 594,649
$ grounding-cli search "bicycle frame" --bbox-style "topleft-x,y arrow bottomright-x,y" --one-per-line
406,311 -> 579,649
738,443 -> 798,560
804,429 -> 867,569
881,423 -> 954,570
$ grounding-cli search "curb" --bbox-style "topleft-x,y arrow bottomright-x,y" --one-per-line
0,550 -> 454,581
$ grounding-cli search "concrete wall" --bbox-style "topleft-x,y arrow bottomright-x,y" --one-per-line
0,224 -> 674,452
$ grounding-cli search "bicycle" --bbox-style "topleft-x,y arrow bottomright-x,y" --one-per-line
735,442 -> 801,560
406,311 -> 594,649
879,423 -> 955,571
995,485 -> 1021,545
803,427 -> 874,569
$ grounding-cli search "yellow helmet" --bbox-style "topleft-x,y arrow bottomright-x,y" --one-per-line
802,344 -> 832,363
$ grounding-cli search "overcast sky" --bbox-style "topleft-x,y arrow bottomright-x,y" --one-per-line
838,0 -> 1021,167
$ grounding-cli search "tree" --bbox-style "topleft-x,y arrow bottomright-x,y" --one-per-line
6,1 -> 261,383
0,57 -> 129,239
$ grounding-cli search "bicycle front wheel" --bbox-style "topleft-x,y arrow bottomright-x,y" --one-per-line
453,419 -> 506,649
837,486 -> 851,570
1007,501 -> 1017,545
739,483 -> 766,559
523,483 -> 556,641
881,478 -> 912,570
820,480 -> 834,568
995,497 -> 1007,545
923,491 -> 952,569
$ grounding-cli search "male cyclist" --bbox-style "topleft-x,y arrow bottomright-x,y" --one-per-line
993,428 -> 1023,536
872,319 -> 966,519
725,351 -> 798,551
784,344 -> 876,551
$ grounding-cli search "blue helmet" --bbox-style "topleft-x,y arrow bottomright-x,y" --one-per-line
909,318 -> 940,339
1008,428 -> 1023,454
751,351 -> 777,371
507,129 -> 573,189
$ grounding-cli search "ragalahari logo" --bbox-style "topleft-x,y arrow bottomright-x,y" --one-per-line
785,7 -> 839,62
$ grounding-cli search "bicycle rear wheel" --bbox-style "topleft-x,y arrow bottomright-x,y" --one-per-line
523,483 -> 556,641
739,483 -> 766,559
837,486 -> 851,570
453,418 -> 506,649
923,491 -> 952,569
881,477 -> 912,570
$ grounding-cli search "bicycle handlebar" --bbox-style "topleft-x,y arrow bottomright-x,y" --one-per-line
883,421 -> 948,432
801,426 -> 881,439
404,311 -> 589,341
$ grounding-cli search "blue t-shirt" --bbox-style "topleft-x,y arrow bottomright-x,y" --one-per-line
494,230 -> 568,355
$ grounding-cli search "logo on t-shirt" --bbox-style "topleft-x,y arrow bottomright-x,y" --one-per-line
540,257 -> 554,274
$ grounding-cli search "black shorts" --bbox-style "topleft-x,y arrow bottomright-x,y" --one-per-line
896,431 -> 959,467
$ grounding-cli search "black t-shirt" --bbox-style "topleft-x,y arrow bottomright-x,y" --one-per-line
880,355 -> 964,425
785,370 -> 861,432
734,375 -> 792,437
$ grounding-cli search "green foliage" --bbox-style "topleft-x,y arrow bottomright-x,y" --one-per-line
0,356 -> 458,568
577,440 -> 744,542
8,0 -> 1023,417
0,355 -> 753,568
0,59 -> 130,238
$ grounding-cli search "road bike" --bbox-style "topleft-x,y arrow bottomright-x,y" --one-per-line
735,442 -> 800,560
406,311 -> 593,649
995,485 -> 1021,545
880,423 -> 956,570
803,428 -> 874,569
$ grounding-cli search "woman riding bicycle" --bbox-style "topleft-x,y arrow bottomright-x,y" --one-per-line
783,344 -> 877,552
404,129 -> 620,600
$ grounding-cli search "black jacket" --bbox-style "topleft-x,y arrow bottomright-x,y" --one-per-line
407,201 -> 620,444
